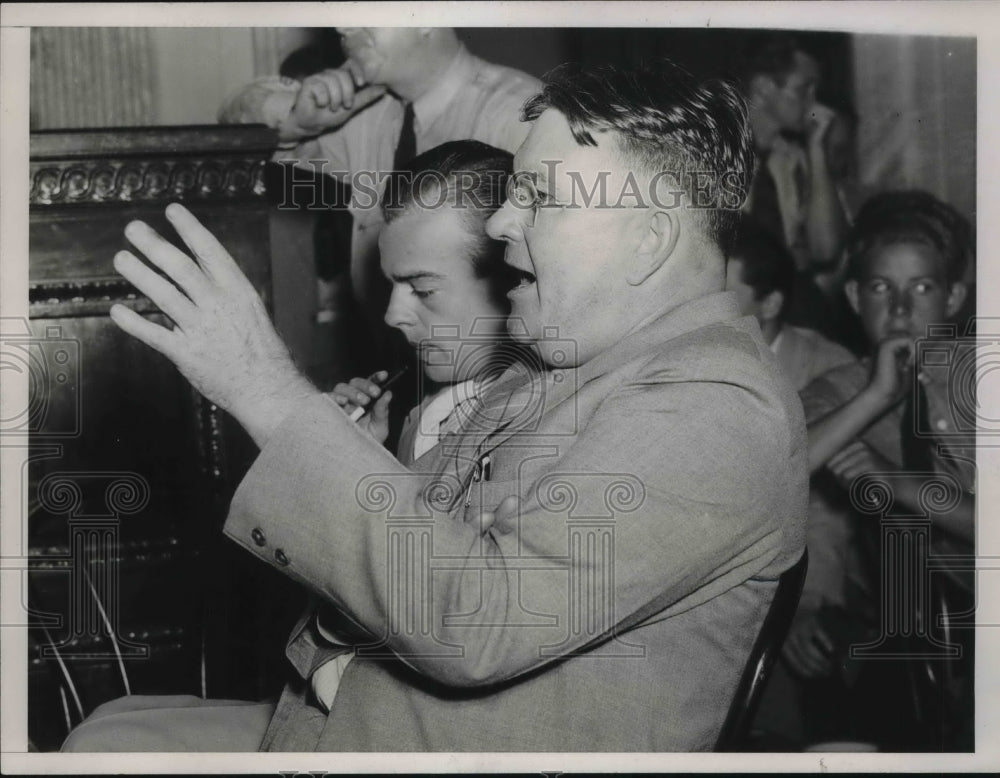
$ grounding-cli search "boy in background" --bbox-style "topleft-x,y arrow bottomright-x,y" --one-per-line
758,190 -> 974,750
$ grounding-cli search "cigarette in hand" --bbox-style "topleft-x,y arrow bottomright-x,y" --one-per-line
348,366 -> 408,422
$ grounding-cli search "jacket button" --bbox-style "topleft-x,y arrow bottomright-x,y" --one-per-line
274,548 -> 290,566
251,528 -> 266,547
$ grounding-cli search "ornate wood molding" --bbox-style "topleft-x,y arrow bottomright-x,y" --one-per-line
28,279 -> 154,318
29,126 -> 277,205
29,157 -> 268,206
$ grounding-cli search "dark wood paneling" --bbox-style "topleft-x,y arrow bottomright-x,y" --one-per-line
27,126 -> 302,752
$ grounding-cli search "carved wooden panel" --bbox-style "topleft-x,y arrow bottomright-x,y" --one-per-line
27,126 -> 303,751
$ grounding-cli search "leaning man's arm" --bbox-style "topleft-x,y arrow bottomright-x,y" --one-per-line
224,353 -> 807,687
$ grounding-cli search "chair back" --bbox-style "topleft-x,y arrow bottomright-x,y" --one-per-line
715,549 -> 808,751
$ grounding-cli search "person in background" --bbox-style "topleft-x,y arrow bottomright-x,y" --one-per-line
755,189 -> 974,750
739,33 -> 855,351
740,33 -> 849,271
221,27 -> 540,446
725,220 -> 854,391
220,27 -> 540,358
330,139 -> 523,465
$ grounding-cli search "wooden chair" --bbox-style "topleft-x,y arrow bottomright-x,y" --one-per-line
715,550 -> 809,751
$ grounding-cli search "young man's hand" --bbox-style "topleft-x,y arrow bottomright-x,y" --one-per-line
289,62 -> 387,137
330,372 -> 392,444
805,102 -> 837,149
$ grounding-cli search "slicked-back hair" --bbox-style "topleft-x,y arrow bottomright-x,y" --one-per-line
521,59 -> 756,252
845,190 -> 973,285
728,219 -> 797,318
382,140 -> 513,279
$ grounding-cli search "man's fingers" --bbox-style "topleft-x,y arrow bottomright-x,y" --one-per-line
123,220 -> 215,305
164,203 -> 252,291
109,303 -> 179,359
311,69 -> 354,111
344,58 -> 366,87
303,75 -> 332,109
371,391 -> 392,420
331,68 -> 356,108
337,384 -> 370,406
113,250 -> 197,327
491,495 -> 520,535
349,377 -> 382,398
495,495 -> 520,519
354,84 -> 388,110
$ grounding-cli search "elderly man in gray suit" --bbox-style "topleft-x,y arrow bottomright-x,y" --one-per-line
68,58 -> 806,752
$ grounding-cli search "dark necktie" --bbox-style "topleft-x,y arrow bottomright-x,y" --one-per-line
384,102 -> 416,212
393,102 -> 417,172
900,381 -> 934,473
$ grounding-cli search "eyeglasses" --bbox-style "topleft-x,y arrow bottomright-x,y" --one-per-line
505,170 -> 569,228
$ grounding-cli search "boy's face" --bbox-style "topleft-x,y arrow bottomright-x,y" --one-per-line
380,208 -> 508,384
845,241 -> 966,346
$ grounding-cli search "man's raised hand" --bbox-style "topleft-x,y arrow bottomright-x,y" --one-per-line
289,63 -> 387,137
109,203 -> 316,447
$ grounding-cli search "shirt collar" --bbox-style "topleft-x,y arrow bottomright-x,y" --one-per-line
412,44 -> 474,131
769,328 -> 785,354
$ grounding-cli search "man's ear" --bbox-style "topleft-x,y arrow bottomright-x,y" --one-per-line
759,289 -> 785,323
945,281 -> 969,319
844,279 -> 860,316
627,210 -> 680,286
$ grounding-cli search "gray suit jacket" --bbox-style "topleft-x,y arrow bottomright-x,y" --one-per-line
224,292 -> 808,751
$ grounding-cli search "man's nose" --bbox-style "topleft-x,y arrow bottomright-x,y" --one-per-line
485,200 -> 521,242
384,287 -> 415,330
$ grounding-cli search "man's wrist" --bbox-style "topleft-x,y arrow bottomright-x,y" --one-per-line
233,372 -> 319,449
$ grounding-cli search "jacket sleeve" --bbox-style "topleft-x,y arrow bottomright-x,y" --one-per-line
225,360 -> 804,687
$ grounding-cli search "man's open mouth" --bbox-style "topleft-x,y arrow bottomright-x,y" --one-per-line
508,268 -> 536,295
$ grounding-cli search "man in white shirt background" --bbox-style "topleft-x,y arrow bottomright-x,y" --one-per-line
222,28 -> 540,444
224,28 -> 539,366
